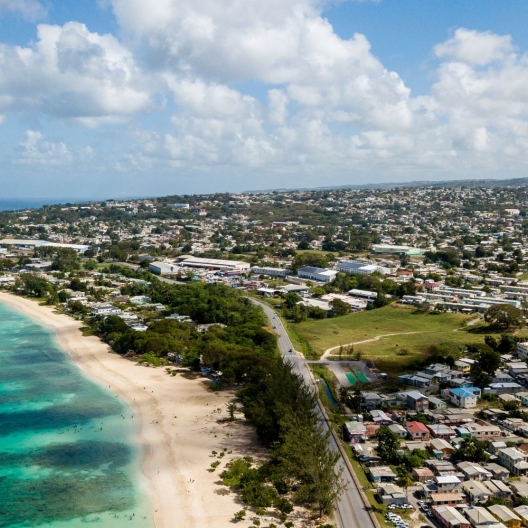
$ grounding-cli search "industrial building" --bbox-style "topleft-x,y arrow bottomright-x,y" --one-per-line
251,266 -> 292,277
337,261 -> 391,275
0,239 -> 91,253
297,266 -> 338,283
175,256 -> 251,271
371,244 -> 426,256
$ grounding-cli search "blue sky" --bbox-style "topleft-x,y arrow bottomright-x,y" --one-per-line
1,0 -> 528,199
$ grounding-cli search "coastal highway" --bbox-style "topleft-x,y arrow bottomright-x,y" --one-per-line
251,298 -> 377,528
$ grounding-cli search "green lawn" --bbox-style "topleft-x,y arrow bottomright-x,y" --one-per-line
293,304 -> 524,373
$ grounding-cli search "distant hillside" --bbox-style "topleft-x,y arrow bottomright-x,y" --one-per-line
245,176 -> 528,193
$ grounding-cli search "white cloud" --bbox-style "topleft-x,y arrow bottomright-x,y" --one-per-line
434,28 -> 514,66
0,0 -> 46,21
14,130 -> 93,167
113,24 -> 528,182
0,22 -> 152,126
165,76 -> 259,119
267,89 -> 289,125
4,2 -> 528,188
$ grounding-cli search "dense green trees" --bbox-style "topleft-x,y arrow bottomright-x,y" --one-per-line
226,358 -> 345,518
468,343 -> 501,388
375,426 -> 401,464
451,437 -> 489,464
329,298 -> 351,316
15,273 -> 52,297
484,304 -> 524,329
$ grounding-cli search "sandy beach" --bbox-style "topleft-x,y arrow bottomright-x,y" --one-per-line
0,292 -> 258,528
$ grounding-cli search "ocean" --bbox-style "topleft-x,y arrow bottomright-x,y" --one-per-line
0,200 -> 70,212
0,303 -> 153,528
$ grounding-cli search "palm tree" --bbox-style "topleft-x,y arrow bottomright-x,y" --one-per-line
338,387 -> 349,407
226,402 -> 237,421
396,468 -> 414,501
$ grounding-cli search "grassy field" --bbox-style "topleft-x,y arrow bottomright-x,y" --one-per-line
293,304 -> 526,373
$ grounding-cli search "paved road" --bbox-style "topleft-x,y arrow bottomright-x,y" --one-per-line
252,298 -> 376,528
110,268 -> 376,528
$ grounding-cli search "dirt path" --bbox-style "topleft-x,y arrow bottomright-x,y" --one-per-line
321,316 -> 481,359
322,331 -> 425,359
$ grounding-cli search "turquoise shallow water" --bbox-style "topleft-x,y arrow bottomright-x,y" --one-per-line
0,303 -> 153,528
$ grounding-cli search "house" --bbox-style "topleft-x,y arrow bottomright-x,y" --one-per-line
361,392 -> 383,410
516,392 -> 528,407
129,295 -> 151,304
407,391 -> 429,411
485,479 -> 513,499
429,424 -> 456,439
388,424 -> 408,438
427,459 -> 458,476
465,507 -> 503,528
413,467 -> 435,482
430,493 -> 466,507
451,378 -> 476,389
429,396 -> 448,410
510,482 -> 528,500
370,409 -> 393,425
517,343 -> 528,361
406,421 -> 430,440
377,484 -> 406,505
465,424 -> 502,440
462,480 -> 493,503
436,475 -> 462,492
434,505 -> 471,528
513,506 -> 528,526
498,448 -> 528,476
488,505 -> 522,528
405,440 -> 429,452
507,362 -> 528,378
486,384 -> 523,395
484,463 -> 510,480
457,462 -> 492,481
91,305 -> 122,316
343,421 -> 367,444
398,374 -> 432,388
430,438 -> 456,459
369,466 -> 397,483
489,442 -> 508,456
444,387 -> 481,408
455,360 -> 473,374
493,371 -> 515,384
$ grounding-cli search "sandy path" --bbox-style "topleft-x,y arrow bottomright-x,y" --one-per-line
0,293 -> 253,528
321,316 -> 481,359
322,331 -> 424,359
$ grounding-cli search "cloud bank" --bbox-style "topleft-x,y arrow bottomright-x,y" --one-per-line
2,0 -> 528,192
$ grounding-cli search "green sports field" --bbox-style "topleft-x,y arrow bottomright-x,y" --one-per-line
292,304 -> 522,373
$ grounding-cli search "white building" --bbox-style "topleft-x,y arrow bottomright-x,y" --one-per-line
149,261 -> 179,275
251,266 -> 292,277
91,305 -> 122,316
297,267 -> 338,283
498,448 -> 528,476
517,342 -> 528,360
170,203 -> 190,209
337,261 -> 391,275
443,387 -> 481,408
176,256 -> 250,271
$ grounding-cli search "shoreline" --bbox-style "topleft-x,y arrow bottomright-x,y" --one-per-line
0,292 -> 255,528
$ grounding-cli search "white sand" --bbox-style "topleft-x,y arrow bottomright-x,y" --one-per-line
0,292 -> 256,528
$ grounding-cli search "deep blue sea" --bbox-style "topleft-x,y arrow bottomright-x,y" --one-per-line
0,303 -> 153,528
0,200 -> 70,212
